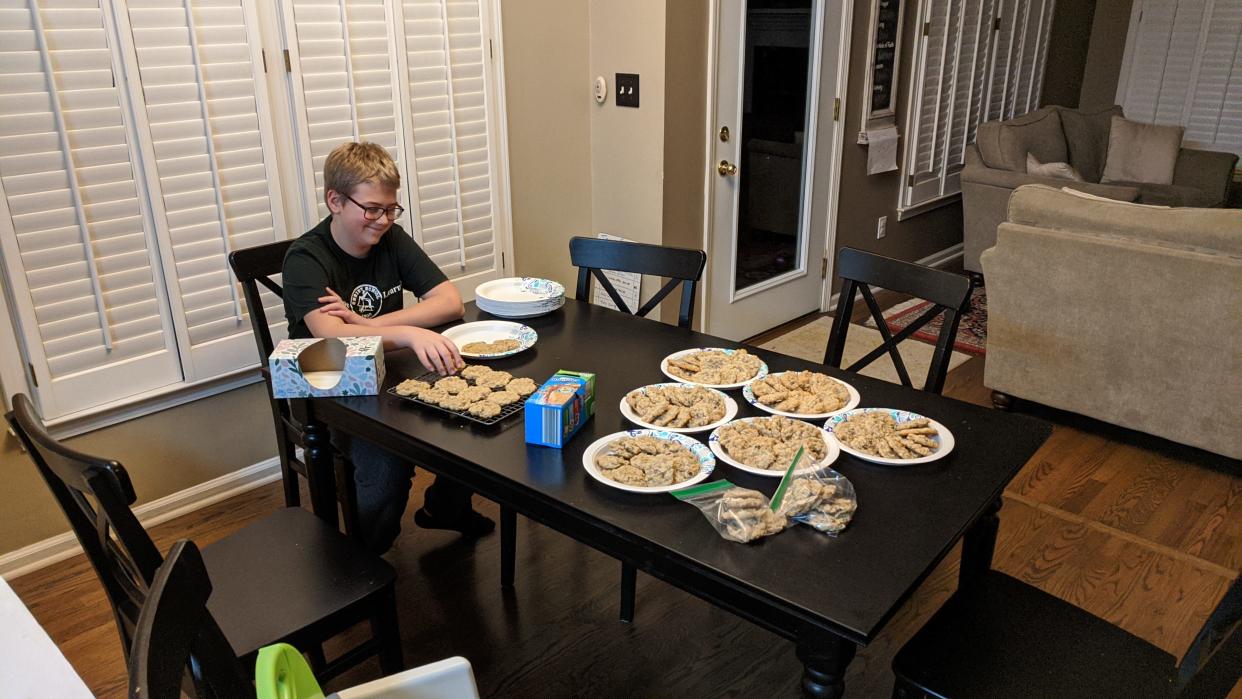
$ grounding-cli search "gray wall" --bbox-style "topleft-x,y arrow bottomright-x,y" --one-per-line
1079,0 -> 1134,111
1041,0 -> 1098,108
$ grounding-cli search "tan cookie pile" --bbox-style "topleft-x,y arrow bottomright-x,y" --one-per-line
625,385 -> 726,428
462,338 -> 521,354
749,371 -> 849,415
833,412 -> 938,459
595,435 -> 701,487
397,364 -> 539,420
716,416 -> 827,470
714,487 -> 787,542
666,349 -> 762,385
774,478 -> 857,533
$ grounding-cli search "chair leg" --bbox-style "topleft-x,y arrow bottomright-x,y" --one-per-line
991,390 -> 1014,411
306,644 -> 327,675
336,456 -> 360,539
619,562 -> 636,623
500,506 -> 516,589
370,585 -> 403,675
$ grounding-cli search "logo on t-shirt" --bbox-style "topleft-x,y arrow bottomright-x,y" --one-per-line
349,284 -> 383,318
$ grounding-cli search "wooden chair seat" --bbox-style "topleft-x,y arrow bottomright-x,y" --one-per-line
893,569 -> 1241,698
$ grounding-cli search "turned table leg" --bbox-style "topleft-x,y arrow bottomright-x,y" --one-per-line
796,630 -> 857,699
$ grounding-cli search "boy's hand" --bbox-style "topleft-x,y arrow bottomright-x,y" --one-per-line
403,327 -> 464,376
318,287 -> 371,326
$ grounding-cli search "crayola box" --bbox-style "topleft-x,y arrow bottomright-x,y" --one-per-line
524,370 -> 596,447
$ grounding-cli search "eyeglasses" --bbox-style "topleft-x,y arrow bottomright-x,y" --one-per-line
341,193 -> 405,221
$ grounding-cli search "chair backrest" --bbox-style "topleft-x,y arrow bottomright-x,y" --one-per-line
1175,573 -> 1242,696
228,239 -> 293,359
6,394 -> 163,656
569,236 -> 707,329
128,540 -> 250,699
823,247 -> 973,394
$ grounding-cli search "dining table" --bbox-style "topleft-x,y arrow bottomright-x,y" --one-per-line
294,299 -> 1052,698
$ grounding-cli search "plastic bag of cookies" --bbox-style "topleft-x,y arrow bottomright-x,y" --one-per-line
770,467 -> 857,535
672,480 -> 788,543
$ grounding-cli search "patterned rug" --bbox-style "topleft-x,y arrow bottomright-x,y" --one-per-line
865,285 -> 988,356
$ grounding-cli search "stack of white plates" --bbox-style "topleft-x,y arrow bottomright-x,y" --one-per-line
475,277 -> 566,318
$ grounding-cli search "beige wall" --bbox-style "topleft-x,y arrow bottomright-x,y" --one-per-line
831,0 -> 964,284
500,0 -> 593,294
1,382 -> 276,555
1079,0 -> 1134,111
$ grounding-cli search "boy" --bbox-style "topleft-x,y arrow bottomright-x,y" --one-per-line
282,141 -> 494,553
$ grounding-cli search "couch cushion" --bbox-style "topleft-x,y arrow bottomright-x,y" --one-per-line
976,107 -> 1067,173
1106,180 -> 1218,207
1058,105 -> 1123,183
1102,116 -> 1183,185
1007,184 -> 1242,257
1026,153 -> 1084,181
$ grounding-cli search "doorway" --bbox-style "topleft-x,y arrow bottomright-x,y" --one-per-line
704,0 -> 848,341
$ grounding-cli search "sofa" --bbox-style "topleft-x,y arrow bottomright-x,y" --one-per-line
962,105 -> 1239,273
981,185 -> 1242,459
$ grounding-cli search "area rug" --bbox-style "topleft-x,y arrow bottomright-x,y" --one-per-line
865,285 -> 988,356
758,318 -> 970,387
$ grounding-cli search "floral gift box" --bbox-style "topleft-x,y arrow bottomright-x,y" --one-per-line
269,337 -> 385,398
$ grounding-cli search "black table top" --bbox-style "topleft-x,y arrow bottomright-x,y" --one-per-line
316,300 -> 1051,644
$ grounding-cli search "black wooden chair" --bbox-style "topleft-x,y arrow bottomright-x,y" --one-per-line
563,235 -> 707,623
892,569 -> 1242,698
128,540 -> 250,699
569,235 -> 707,329
6,393 -> 402,683
228,240 -> 359,535
824,247 -> 972,395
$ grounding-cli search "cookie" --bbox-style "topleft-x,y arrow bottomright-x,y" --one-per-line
489,389 -> 519,406
507,377 -> 538,396
466,400 -> 502,418
394,379 -> 430,396
461,365 -> 492,380
434,376 -> 469,394
476,371 -> 513,389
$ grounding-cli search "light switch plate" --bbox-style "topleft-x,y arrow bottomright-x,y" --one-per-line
616,73 -> 639,108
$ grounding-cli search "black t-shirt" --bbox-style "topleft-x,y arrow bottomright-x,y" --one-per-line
282,216 -> 448,339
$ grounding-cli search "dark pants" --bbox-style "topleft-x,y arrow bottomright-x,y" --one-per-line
332,430 -> 474,554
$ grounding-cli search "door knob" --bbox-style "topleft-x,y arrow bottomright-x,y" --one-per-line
718,160 -> 738,176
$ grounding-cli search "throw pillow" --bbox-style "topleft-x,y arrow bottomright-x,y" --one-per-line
1101,116 -> 1183,185
1026,153 -> 1084,181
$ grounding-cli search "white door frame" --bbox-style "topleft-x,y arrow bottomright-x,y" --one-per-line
699,0 -> 854,334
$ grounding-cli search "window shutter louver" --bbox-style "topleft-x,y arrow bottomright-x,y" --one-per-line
397,0 -> 500,285
0,0 -> 183,418
117,0 -> 287,379
902,0 -> 1052,211
1120,0 -> 1242,156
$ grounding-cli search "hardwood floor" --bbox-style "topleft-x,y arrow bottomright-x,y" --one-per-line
8,347 -> 1241,697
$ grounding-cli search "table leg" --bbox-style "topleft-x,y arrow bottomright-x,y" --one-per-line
500,505 -> 516,589
619,563 -> 636,623
299,401 -> 340,527
796,630 -> 857,699
960,496 -> 1002,589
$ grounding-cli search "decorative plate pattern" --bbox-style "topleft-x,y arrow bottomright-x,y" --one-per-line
659,348 -> 770,389
582,429 -> 716,494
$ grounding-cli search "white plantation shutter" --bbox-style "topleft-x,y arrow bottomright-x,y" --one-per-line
901,0 -> 1053,210
396,0 -> 501,285
0,0 -> 183,418
280,0 -> 412,228
117,0 -> 286,379
1119,0 -> 1242,156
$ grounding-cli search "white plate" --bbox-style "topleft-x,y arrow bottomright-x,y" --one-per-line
619,383 -> 738,434
477,296 -> 565,319
659,348 -> 770,389
582,429 -> 716,494
741,372 -> 861,420
442,321 -> 537,359
707,416 -> 840,477
824,408 -> 956,465
475,277 -> 565,304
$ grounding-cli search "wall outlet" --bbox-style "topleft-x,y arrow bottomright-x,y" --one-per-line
876,215 -> 887,240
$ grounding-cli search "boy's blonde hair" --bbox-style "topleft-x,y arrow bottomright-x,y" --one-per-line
323,142 -> 401,204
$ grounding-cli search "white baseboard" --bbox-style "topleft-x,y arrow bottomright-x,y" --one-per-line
826,243 -> 965,311
0,457 -> 282,581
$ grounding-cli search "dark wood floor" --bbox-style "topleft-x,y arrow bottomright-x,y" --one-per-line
9,329 -> 1241,698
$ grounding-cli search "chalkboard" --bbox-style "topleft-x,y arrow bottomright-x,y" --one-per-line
863,0 -> 904,123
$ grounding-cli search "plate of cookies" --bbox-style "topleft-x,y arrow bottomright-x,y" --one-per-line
660,348 -> 769,389
824,408 -> 955,465
741,371 -> 860,419
582,429 -> 716,494
442,320 -> 537,359
619,383 -> 738,434
707,415 -> 839,477
389,364 -> 541,425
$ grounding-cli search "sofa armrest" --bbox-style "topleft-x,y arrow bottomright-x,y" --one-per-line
1172,148 -> 1239,206
962,159 -> 1141,201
